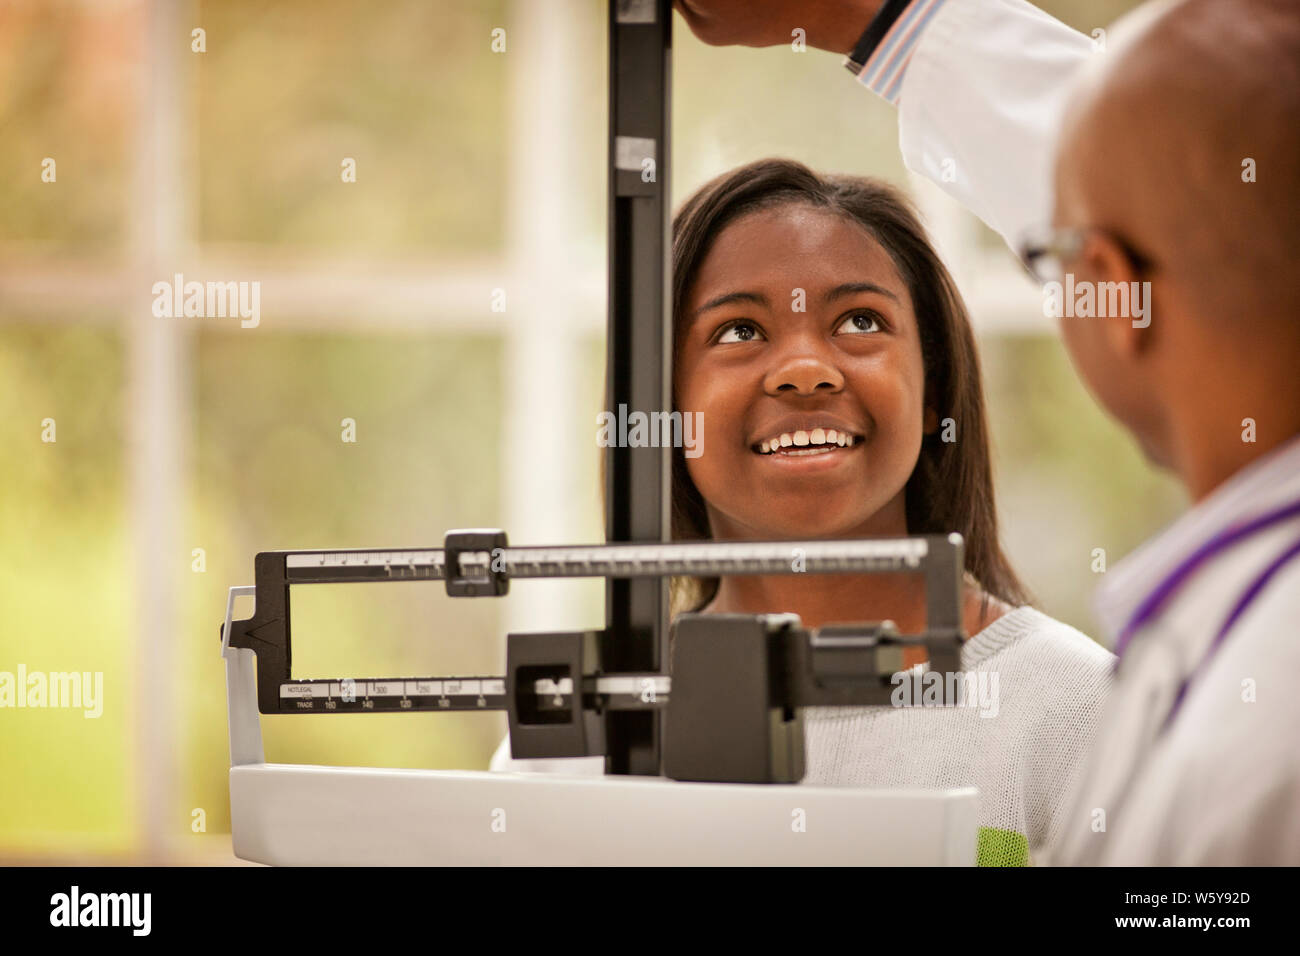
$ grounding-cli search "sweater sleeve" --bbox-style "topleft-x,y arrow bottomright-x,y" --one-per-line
1016,622 -> 1116,863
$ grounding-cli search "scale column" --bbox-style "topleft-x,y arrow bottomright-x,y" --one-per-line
604,0 -> 673,775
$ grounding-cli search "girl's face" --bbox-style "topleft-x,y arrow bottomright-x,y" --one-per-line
675,203 -> 931,540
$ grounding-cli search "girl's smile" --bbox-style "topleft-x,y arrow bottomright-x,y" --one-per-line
751,420 -> 864,473
752,437 -> 861,470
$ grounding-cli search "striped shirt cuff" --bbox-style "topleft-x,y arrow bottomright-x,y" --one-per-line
849,0 -> 949,105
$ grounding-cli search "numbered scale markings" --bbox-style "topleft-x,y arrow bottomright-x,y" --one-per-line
277,675 -> 671,713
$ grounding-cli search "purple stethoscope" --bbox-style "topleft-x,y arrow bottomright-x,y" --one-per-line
1112,497 -> 1300,733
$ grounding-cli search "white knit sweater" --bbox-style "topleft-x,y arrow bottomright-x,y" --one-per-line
489,606 -> 1115,865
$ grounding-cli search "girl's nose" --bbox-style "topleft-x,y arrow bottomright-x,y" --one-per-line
763,348 -> 845,396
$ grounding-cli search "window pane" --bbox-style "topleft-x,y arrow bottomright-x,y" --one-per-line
0,323 -> 132,857
0,3 -> 136,247
196,0 -> 510,253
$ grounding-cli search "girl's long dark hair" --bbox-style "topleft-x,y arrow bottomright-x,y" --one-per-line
668,157 -> 1030,615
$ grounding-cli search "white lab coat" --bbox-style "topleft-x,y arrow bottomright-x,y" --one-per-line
1053,438 -> 1300,865
893,0 -> 1095,250
893,0 -> 1300,863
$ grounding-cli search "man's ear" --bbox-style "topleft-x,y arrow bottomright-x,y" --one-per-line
1079,232 -> 1154,360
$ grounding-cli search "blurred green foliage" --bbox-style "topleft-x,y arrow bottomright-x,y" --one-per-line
196,0 -> 510,251
0,325 -> 131,856
0,3 -> 133,246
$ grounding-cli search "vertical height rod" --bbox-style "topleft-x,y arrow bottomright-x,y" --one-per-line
603,0 -> 673,775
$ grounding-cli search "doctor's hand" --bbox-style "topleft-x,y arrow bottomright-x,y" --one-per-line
672,0 -> 882,55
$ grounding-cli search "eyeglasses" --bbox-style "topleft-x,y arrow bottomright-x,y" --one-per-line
1017,225 -> 1155,285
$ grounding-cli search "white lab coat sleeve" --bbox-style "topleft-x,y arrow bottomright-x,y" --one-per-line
894,0 -> 1096,250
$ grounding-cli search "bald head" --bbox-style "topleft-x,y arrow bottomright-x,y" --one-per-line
1055,0 -> 1300,326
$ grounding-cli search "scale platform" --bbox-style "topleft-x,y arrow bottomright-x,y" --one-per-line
230,763 -> 979,866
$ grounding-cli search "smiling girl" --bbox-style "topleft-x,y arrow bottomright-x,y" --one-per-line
492,158 -> 1114,866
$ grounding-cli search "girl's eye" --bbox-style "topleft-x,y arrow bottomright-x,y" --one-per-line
836,311 -> 885,335
716,321 -> 764,344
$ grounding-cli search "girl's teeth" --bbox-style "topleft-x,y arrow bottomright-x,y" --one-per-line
757,431 -> 859,454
